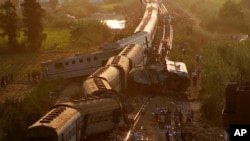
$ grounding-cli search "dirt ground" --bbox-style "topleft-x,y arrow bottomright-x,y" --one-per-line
131,85 -> 225,141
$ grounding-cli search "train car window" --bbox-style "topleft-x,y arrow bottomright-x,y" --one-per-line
87,58 -> 91,62
54,62 -> 64,69
65,62 -> 69,65
94,56 -> 98,60
79,59 -> 83,63
72,60 -> 76,64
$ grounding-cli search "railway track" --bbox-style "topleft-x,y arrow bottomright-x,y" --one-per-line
84,97 -> 149,141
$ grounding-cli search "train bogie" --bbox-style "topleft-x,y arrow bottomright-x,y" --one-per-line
26,107 -> 81,141
119,44 -> 145,68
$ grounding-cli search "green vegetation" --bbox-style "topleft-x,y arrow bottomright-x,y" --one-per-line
200,40 -> 250,124
0,81 -> 57,141
42,27 -> 70,49
170,0 -> 250,33
21,0 -> 46,51
0,0 -> 141,53
0,0 -> 143,140
167,0 -> 250,125
59,0 -> 99,18
70,20 -> 112,46
0,1 -> 18,51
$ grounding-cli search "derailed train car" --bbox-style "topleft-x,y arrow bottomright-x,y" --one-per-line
26,107 -> 81,141
134,2 -> 159,47
83,44 -> 145,97
26,43 -> 146,141
129,60 -> 190,94
27,1 -> 161,140
41,49 -> 122,80
41,1 -> 159,81
26,95 -> 125,141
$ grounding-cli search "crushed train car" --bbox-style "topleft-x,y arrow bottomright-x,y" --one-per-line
129,60 -> 190,94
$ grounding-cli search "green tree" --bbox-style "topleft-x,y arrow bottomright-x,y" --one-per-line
70,20 -> 112,46
60,0 -> 98,18
0,1 -> 18,50
219,0 -> 244,28
21,0 -> 45,50
200,41 -> 250,124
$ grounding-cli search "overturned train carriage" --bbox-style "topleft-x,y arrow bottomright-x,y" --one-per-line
83,66 -> 123,97
41,49 -> 122,80
83,44 -> 145,97
129,60 -> 190,94
164,60 -> 190,93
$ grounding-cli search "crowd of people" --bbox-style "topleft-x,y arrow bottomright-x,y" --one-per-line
0,69 -> 41,90
154,105 -> 195,141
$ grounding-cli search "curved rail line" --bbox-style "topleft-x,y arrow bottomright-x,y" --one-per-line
123,99 -> 149,141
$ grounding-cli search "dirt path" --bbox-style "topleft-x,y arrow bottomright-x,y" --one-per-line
133,89 -> 224,141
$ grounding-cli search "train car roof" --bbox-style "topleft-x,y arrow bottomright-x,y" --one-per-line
28,107 -> 80,133
55,96 -> 120,114
117,31 -> 148,45
100,31 -> 148,51
41,49 -> 121,64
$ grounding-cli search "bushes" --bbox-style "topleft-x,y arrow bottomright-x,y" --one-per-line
0,81 -> 56,141
70,20 -> 113,47
199,41 -> 250,124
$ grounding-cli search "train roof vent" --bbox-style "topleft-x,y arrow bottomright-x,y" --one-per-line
39,107 -> 66,124
92,66 -> 109,77
93,78 -> 107,90
120,48 -> 132,56
111,56 -> 121,64
125,45 -> 133,49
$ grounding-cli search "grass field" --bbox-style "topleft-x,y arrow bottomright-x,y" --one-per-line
43,27 -> 71,50
0,26 -> 99,101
